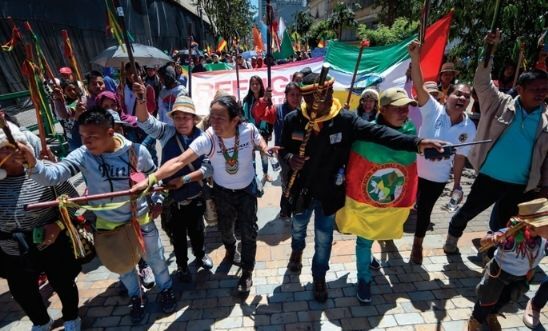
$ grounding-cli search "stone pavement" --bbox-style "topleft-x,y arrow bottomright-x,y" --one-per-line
0,107 -> 546,330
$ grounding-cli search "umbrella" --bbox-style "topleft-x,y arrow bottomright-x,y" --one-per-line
92,43 -> 173,67
241,50 -> 257,60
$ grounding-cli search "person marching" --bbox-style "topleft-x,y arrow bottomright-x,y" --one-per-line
407,40 -> 477,264
336,87 -> 420,303
132,95 -> 275,295
279,68 -> 445,302
132,82 -> 213,282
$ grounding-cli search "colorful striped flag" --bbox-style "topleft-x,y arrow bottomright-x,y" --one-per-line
216,37 -> 227,52
336,120 -> 418,240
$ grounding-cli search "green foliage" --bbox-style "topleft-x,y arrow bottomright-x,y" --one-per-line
373,0 -> 546,80
307,20 -> 336,48
357,17 -> 419,46
327,2 -> 360,39
193,0 -> 255,44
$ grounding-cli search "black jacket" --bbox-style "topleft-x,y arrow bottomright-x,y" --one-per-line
279,108 -> 420,215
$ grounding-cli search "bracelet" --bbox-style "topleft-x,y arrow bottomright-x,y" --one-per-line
182,175 -> 191,184
137,98 -> 147,104
55,220 -> 65,231
416,139 -> 423,155
148,174 -> 158,186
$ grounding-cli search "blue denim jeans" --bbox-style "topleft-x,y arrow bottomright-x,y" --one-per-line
120,221 -> 172,297
291,199 -> 334,278
356,236 -> 373,283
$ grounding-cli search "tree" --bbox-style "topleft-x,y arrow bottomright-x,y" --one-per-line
371,0 -> 546,81
372,0 -> 421,26
193,0 -> 255,46
307,20 -> 336,48
291,9 -> 314,47
327,2 -> 360,40
357,17 -> 419,46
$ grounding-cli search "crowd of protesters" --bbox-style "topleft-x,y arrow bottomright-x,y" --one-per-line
0,27 -> 546,331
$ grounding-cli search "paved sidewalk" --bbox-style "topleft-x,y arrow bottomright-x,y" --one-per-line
0,127 -> 546,330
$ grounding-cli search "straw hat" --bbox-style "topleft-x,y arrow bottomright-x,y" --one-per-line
440,62 -> 460,75
167,94 -> 201,119
516,198 -> 548,228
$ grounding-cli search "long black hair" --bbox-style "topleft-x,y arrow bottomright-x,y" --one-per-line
211,95 -> 241,120
243,75 -> 265,105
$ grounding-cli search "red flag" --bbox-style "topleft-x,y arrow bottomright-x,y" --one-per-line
419,10 -> 454,82
252,26 -> 264,52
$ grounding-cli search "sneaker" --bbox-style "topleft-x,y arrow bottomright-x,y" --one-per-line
130,296 -> 145,324
313,277 -> 328,303
523,299 -> 540,329
237,270 -> 253,294
369,257 -> 381,270
287,250 -> 303,273
178,265 -> 192,283
356,280 -> 371,303
63,317 -> 82,331
31,319 -> 53,331
196,254 -> 213,270
139,265 -> 155,289
158,288 -> 176,314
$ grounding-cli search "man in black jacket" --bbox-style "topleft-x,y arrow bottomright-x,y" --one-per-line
279,72 -> 444,302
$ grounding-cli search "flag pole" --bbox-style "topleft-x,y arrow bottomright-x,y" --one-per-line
344,39 -> 369,110
187,23 -> 193,97
234,36 -> 242,102
266,0 -> 273,88
512,38 -> 525,88
112,0 -> 144,100
483,0 -> 502,68
418,0 -> 431,46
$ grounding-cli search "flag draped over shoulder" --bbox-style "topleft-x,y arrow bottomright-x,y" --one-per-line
335,120 -> 418,240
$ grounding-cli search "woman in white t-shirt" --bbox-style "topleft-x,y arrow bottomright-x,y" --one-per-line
133,95 -> 273,295
408,41 -> 477,264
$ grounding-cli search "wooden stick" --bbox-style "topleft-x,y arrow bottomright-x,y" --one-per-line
187,23 -> 193,97
483,0 -> 502,67
284,64 -> 330,198
23,44 -> 48,153
479,219 -> 525,253
344,40 -> 368,109
266,0 -> 272,88
419,0 -> 431,46
234,37 -> 242,102
512,39 -> 525,88
25,186 -> 165,210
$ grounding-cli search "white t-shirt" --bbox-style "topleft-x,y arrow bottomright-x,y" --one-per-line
417,95 -> 477,182
190,122 -> 262,189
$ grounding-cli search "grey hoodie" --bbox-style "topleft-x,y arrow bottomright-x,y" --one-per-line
30,134 -> 156,224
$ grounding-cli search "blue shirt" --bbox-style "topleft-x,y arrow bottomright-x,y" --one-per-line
480,100 -> 542,184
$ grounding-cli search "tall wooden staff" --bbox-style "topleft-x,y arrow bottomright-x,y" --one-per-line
187,23 -> 193,97
112,0 -> 143,100
60,29 -> 84,82
512,38 -> 525,88
483,0 -> 502,67
284,64 -> 330,198
234,36 -> 242,102
418,0 -> 431,46
21,44 -> 48,153
344,39 -> 369,110
265,0 -> 273,88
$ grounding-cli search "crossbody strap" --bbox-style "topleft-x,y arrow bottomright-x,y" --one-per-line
174,134 -> 204,187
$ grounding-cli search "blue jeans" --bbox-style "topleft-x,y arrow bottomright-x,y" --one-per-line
120,221 -> 172,297
291,199 -> 334,278
356,237 -> 373,283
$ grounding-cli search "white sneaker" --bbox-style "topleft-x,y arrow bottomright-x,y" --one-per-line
140,265 -> 155,289
31,319 -> 53,331
63,317 -> 81,331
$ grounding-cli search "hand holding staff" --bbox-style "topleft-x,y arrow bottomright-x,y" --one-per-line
344,39 -> 369,110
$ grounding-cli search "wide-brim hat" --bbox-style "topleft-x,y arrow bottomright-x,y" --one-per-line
167,94 -> 202,120
380,87 -> 418,107
424,81 -> 440,94
440,62 -> 460,75
360,88 -> 379,100
517,198 -> 548,228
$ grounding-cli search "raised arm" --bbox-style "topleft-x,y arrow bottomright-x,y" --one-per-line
408,40 -> 430,107
132,82 -> 150,123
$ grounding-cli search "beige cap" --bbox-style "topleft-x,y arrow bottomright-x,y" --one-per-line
380,88 -> 418,107
167,94 -> 201,119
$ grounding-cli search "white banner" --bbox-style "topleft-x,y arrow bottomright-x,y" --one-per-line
190,58 -> 324,116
